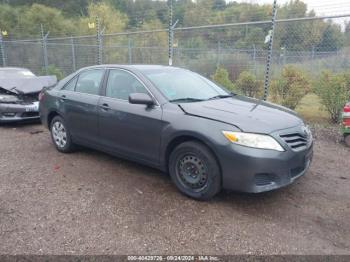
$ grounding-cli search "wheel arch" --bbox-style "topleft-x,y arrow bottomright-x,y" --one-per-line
164,133 -> 222,176
47,111 -> 61,130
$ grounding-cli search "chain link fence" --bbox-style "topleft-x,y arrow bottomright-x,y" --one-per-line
0,14 -> 349,83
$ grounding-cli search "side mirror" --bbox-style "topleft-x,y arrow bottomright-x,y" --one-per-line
129,93 -> 155,106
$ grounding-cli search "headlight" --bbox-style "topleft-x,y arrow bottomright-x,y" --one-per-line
222,131 -> 285,152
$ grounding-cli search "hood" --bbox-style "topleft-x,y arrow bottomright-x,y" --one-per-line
0,75 -> 57,94
179,96 -> 303,134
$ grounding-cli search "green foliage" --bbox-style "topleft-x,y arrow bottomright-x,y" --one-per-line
78,2 -> 128,35
211,66 -> 235,91
270,65 -> 310,110
40,65 -> 64,80
314,71 -> 350,123
235,71 -> 261,98
0,0 -> 347,53
18,4 -> 77,37
316,22 -> 345,52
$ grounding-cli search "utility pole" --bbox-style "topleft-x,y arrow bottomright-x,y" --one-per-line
263,0 -> 277,101
41,24 -> 49,74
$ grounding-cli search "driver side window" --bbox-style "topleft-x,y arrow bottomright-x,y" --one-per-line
106,69 -> 148,100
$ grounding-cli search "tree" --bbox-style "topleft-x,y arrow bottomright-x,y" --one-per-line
5,0 -> 94,17
314,71 -> 350,123
235,71 -> 261,98
0,4 -> 19,37
211,66 -> 235,91
15,4 -> 77,38
316,22 -> 345,52
132,19 -> 168,64
78,2 -> 128,35
270,65 -> 310,110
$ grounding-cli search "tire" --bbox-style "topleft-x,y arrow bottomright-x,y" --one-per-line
169,141 -> 221,200
50,115 -> 75,153
345,134 -> 350,147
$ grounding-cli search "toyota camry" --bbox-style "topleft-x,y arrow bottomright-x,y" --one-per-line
39,65 -> 313,200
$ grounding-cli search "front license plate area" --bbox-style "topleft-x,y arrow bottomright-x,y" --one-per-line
25,102 -> 39,112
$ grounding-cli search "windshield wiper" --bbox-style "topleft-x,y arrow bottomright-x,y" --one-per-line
207,94 -> 234,100
169,98 -> 205,103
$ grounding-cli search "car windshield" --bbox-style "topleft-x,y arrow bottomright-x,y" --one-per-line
142,68 -> 230,102
0,69 -> 35,79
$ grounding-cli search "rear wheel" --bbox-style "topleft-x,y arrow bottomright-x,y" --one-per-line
50,115 -> 75,153
169,141 -> 221,200
345,134 -> 350,147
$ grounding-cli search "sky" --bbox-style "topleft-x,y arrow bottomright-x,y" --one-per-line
236,0 -> 350,28
236,0 -> 350,16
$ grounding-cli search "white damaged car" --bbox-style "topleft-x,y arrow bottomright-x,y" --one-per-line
0,67 -> 57,123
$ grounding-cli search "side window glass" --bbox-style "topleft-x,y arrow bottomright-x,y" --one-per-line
106,69 -> 148,100
62,76 -> 77,91
76,69 -> 104,95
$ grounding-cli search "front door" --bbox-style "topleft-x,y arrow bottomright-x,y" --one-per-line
98,69 -> 163,165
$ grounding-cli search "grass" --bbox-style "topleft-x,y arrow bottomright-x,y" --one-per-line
295,93 -> 330,125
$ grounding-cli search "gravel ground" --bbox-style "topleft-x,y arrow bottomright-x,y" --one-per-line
0,122 -> 349,255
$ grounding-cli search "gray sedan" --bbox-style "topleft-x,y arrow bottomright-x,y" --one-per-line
39,65 -> 313,200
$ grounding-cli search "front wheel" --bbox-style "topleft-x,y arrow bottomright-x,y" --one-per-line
50,115 -> 75,153
169,141 -> 221,200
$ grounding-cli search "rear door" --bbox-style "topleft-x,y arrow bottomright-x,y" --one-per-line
98,68 -> 163,165
59,68 -> 105,145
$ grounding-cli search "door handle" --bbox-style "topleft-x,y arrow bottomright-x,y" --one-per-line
59,95 -> 66,102
100,103 -> 110,110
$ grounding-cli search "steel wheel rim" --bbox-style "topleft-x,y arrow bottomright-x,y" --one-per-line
176,154 -> 208,191
52,121 -> 67,148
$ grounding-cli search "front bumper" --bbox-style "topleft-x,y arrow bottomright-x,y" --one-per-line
218,127 -> 313,193
0,102 -> 40,123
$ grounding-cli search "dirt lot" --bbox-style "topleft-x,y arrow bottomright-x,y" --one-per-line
0,122 -> 349,255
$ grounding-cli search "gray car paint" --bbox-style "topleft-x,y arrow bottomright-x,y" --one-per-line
39,65 -> 313,193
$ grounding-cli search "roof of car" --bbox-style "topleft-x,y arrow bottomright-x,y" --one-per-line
82,64 -> 182,71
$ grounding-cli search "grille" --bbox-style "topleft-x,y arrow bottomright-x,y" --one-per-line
280,133 -> 308,151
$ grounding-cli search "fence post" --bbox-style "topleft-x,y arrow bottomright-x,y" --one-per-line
0,33 -> 6,67
70,36 -> 76,72
263,0 -> 277,101
96,17 -> 103,65
168,0 -> 173,66
128,36 -> 132,64
253,44 -> 257,77
216,40 -> 221,67
41,24 -> 49,73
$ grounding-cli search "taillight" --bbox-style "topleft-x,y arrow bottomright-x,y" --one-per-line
38,91 -> 45,101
